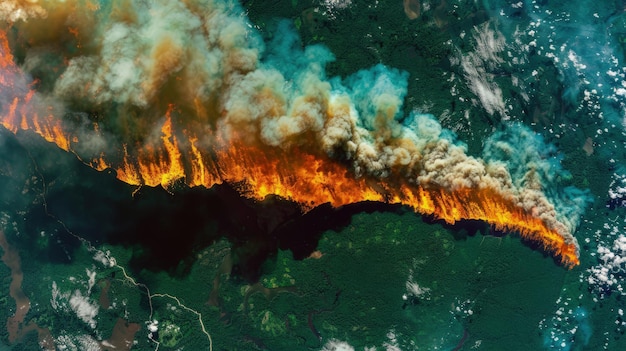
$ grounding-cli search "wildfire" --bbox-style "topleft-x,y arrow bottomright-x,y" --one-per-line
0,30 -> 12,70
0,29 -> 579,267
136,106 -> 187,187
0,31 -> 73,151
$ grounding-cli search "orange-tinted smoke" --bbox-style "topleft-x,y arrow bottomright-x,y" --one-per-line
0,12 -> 580,269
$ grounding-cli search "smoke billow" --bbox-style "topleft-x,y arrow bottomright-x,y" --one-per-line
0,1 -> 47,23
483,126 -> 592,234
0,0 -> 590,264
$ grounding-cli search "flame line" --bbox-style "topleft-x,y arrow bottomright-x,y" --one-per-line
0,29 -> 579,267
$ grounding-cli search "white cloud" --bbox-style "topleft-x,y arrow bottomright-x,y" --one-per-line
69,290 -> 99,329
320,339 -> 355,351
50,281 -> 100,329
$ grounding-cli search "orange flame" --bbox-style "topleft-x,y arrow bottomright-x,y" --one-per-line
136,105 -> 186,188
0,31 -> 73,151
74,121 -> 580,267
0,31 -> 13,70
0,30 -> 579,268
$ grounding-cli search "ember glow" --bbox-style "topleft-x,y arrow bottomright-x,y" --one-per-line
0,0 -> 588,267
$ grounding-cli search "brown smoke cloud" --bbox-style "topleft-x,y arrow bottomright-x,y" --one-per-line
0,0 -> 589,266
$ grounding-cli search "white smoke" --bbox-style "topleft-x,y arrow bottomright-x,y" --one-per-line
2,0 -> 588,259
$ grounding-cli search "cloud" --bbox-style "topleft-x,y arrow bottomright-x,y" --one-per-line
51,280 -> 99,329
452,22 -> 507,117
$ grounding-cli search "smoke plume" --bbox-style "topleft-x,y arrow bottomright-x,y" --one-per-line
0,0 -> 590,266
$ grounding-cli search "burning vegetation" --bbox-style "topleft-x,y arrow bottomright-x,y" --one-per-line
0,1 -> 586,267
